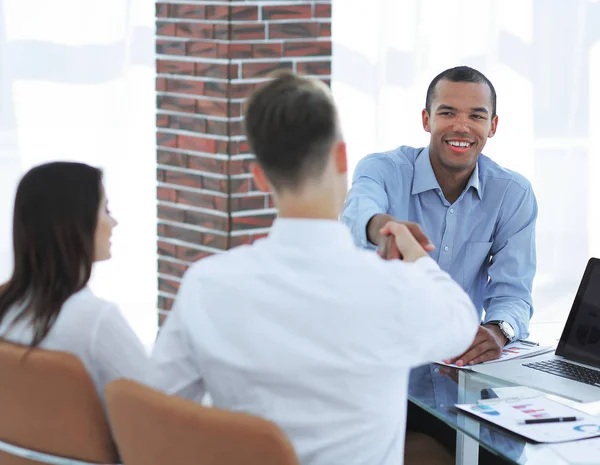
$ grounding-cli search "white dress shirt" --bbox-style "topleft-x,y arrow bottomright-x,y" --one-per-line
0,287 -> 149,405
149,219 -> 479,465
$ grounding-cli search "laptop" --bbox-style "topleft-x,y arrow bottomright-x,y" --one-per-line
473,257 -> 600,403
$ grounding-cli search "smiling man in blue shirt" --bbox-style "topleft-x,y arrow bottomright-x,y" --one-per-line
342,66 -> 537,367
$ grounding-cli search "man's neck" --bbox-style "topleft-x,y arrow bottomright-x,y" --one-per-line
429,155 -> 475,204
275,189 -> 341,221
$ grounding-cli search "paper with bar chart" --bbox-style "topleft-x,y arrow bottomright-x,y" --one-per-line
456,396 -> 600,443
437,340 -> 554,370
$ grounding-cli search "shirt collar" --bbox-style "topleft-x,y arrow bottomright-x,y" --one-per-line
411,146 -> 482,200
267,218 -> 356,250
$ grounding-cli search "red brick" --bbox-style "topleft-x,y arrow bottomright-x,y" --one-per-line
157,240 -> 177,257
188,156 -> 229,175
186,41 -> 219,58
185,210 -> 230,232
231,23 -> 266,41
161,170 -> 205,190
170,4 -> 205,20
157,39 -> 186,56
156,77 -> 167,91
242,61 -> 293,79
178,135 -> 217,153
226,156 -> 252,175
157,204 -> 185,222
166,115 -> 206,133
252,43 -> 283,58
157,132 -> 177,148
162,224 -> 228,250
297,60 -> 331,76
177,190 -> 228,212
229,140 -> 250,155
157,150 -> 188,168
231,6 -> 259,21
205,5 -> 230,21
228,43 -> 252,59
229,120 -> 244,138
319,23 -> 331,37
262,5 -> 312,20
203,81 -> 229,99
229,233 -> 268,248
158,296 -> 175,312
176,23 -> 214,39
214,24 -> 230,40
217,43 -> 230,58
232,214 -> 277,231
156,22 -> 176,37
176,246 -> 213,262
166,78 -> 205,96
315,4 -> 332,18
283,40 -> 331,57
196,98 -> 228,118
157,187 -> 178,202
195,62 -> 233,80
205,119 -> 229,137
269,22 -> 320,39
156,114 -> 169,128
157,60 -> 195,76
230,195 -> 269,212
158,259 -> 189,279
159,313 -> 169,326
159,277 -> 180,294
156,3 -> 169,18
157,96 -> 196,114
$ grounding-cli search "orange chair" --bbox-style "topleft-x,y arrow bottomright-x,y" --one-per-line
105,379 -> 300,465
0,341 -> 118,465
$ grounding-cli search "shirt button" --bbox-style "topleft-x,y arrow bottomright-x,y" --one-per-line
434,367 -> 440,373
444,246 -> 449,251
449,208 -> 455,214
439,403 -> 445,408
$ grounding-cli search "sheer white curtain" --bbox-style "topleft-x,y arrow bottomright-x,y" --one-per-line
333,0 -> 600,344
0,0 -> 157,344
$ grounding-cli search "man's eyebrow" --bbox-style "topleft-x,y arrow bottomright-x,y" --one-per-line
471,107 -> 489,114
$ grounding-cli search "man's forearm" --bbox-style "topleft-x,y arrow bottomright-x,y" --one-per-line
366,213 -> 395,246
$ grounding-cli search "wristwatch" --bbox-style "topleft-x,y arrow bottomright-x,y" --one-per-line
486,320 -> 515,343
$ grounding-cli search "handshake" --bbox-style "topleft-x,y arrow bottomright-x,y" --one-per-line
371,215 -> 435,263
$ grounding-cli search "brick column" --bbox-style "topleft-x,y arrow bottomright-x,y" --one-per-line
155,1 -> 332,323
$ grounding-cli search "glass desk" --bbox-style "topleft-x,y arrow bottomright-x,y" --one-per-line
408,364 -> 591,465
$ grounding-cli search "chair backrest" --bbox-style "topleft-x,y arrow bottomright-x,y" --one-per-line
105,379 -> 300,465
0,341 -> 118,465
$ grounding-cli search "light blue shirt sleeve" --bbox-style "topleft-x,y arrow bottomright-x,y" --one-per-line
483,182 -> 538,340
341,155 -> 391,248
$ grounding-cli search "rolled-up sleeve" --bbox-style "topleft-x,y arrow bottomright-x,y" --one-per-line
483,182 -> 538,340
341,154 -> 392,248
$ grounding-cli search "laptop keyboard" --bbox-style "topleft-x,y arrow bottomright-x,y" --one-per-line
523,359 -> 600,387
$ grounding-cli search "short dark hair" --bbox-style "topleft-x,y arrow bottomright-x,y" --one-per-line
243,71 -> 339,191
425,66 -> 497,117
0,162 -> 103,348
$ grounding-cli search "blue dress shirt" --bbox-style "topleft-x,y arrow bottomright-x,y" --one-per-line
342,145 -> 537,340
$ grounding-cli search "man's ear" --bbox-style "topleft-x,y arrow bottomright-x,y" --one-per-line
334,141 -> 347,175
488,114 -> 499,138
251,163 -> 271,193
422,109 -> 431,133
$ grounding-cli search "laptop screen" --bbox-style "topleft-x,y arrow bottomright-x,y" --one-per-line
556,258 -> 600,367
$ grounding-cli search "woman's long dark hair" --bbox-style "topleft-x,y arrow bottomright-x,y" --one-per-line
0,162 -> 103,347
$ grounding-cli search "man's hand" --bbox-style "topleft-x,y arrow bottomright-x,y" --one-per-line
371,216 -> 434,262
443,325 -> 508,367
378,222 -> 432,263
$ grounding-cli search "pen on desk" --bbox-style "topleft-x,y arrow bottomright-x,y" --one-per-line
519,416 -> 583,425
518,339 -> 539,346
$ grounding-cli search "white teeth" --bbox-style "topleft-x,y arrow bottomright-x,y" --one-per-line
447,141 -> 471,147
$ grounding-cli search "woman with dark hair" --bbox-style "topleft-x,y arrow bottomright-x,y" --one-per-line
0,161 -> 148,402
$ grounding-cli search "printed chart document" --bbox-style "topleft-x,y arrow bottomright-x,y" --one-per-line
438,341 -> 554,370
456,396 -> 600,443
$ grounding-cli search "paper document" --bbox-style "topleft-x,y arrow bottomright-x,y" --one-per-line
456,396 -> 600,443
552,437 -> 600,464
438,341 -> 554,370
